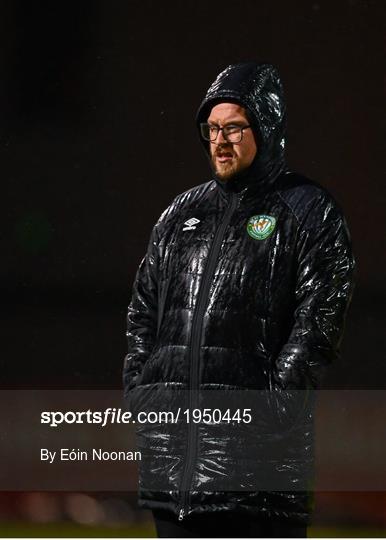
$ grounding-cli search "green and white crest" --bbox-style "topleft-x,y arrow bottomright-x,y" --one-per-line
247,215 -> 276,240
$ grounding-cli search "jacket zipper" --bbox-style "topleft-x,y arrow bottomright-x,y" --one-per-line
178,192 -> 238,520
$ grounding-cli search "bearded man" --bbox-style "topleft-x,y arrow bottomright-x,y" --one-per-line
123,62 -> 355,538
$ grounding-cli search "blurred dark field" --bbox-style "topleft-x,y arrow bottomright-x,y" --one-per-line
0,493 -> 385,537
0,492 -> 155,537
1,0 -> 385,536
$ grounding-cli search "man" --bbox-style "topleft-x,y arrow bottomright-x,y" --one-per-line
123,62 -> 355,537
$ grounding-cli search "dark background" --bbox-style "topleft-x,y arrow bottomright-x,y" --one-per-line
2,0 -> 385,389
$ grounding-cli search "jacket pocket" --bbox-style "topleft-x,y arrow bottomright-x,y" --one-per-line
127,383 -> 154,419
267,370 -> 312,434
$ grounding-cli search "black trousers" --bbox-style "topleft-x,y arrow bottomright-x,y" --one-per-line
152,509 -> 307,538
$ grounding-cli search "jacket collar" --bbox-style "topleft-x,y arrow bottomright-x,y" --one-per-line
214,155 -> 287,203
197,63 -> 287,203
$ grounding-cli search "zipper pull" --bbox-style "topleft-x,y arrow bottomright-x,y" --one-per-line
178,508 -> 185,521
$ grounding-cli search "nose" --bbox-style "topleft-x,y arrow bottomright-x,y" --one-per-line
214,127 -> 228,145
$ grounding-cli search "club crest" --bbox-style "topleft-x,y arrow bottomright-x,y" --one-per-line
247,215 -> 276,240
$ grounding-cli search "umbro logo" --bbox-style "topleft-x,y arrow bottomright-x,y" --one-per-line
183,217 -> 200,231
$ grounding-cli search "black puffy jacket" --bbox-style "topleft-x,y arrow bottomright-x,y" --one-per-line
123,63 -> 355,524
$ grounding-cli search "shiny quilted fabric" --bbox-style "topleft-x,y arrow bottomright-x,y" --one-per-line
123,63 -> 356,524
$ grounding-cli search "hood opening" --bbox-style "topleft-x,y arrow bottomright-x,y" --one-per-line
195,62 -> 287,193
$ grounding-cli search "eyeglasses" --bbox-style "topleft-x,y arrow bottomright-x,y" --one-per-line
200,123 -> 251,143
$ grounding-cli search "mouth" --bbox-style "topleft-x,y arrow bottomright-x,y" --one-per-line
215,151 -> 234,163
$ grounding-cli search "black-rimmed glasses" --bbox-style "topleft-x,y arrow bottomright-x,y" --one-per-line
200,123 -> 251,143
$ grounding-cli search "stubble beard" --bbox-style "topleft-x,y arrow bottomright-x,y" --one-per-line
211,152 -> 239,182
214,163 -> 235,181
211,154 -> 249,182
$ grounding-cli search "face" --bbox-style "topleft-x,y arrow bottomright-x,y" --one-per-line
207,102 -> 257,181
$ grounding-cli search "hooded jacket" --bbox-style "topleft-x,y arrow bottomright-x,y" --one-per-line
123,63 -> 356,524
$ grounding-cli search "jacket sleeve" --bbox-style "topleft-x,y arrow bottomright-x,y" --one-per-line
123,223 -> 159,401
274,192 -> 356,390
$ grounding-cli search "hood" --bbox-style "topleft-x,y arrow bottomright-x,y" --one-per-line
196,62 -> 287,195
